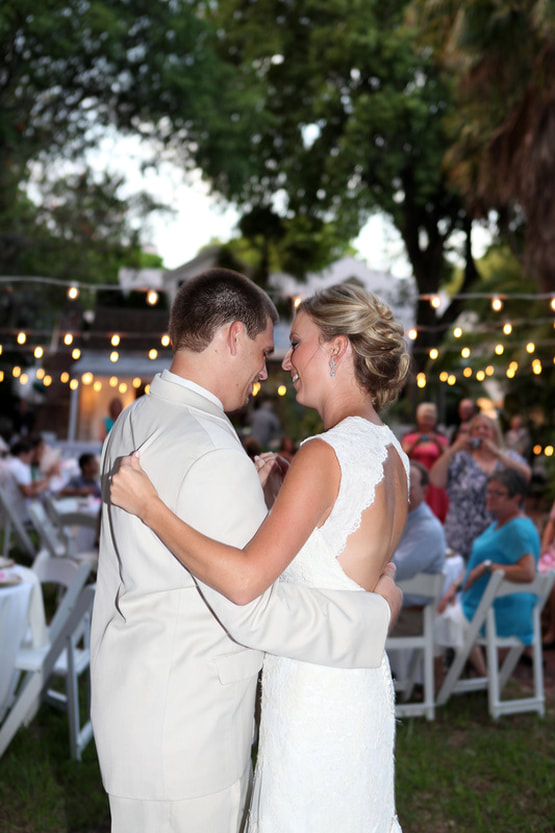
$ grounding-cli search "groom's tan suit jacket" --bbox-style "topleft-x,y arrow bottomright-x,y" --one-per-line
91,370 -> 390,802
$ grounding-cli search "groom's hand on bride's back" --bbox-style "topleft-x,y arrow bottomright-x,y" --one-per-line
375,562 -> 403,632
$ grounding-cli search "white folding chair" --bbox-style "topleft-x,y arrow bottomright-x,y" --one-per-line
436,570 -> 555,718
28,500 -> 68,559
46,499 -> 99,570
386,572 -> 445,720
0,487 -> 37,560
0,557 -> 93,760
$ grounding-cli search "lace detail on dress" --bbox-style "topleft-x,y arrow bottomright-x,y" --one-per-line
281,417 -> 409,591
247,417 -> 407,833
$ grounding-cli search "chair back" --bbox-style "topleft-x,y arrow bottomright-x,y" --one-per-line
31,552 -> 92,643
28,501 -> 67,559
386,571 -> 446,720
0,487 -> 36,559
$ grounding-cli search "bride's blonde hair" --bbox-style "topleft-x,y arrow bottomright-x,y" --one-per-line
298,282 -> 410,411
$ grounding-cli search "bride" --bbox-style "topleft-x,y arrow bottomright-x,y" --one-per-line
111,282 -> 410,833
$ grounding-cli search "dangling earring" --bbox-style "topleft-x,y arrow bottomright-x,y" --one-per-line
329,358 -> 336,378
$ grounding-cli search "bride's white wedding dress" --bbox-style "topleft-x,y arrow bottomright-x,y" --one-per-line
247,417 -> 408,833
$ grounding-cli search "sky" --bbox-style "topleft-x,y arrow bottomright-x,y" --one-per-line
92,133 -> 413,277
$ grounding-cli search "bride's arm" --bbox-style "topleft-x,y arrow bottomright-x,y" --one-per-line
111,440 -> 339,604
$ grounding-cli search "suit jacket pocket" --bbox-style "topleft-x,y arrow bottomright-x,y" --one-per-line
214,647 -> 263,685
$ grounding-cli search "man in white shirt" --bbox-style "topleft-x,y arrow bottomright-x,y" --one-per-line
1,440 -> 52,524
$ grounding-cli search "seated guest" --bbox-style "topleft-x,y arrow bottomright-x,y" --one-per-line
391,461 -> 446,636
435,468 -> 540,676
59,453 -> 101,498
0,439 -> 54,523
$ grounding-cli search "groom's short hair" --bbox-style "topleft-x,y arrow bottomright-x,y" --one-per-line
169,268 -> 278,353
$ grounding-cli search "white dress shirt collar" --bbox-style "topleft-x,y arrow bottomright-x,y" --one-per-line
163,369 -> 223,411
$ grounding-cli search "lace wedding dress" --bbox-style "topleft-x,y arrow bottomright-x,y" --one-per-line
248,417 -> 408,833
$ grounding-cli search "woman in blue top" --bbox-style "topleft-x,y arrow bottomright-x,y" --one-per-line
437,468 -> 540,675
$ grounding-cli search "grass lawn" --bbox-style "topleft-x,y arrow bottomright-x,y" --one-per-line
1,684 -> 554,832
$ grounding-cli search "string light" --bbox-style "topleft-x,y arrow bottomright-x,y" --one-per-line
503,323 -> 512,335
463,367 -> 473,377
429,348 -> 438,360
109,376 -> 118,387
12,366 -> 21,378
34,346 -> 43,358
17,332 -> 26,345
494,344 -> 504,355
461,347 -> 471,358
60,372 -> 70,383
491,296 -> 503,311
293,296 -> 302,309
69,379 -> 79,390
72,348 -> 81,360
148,348 -> 158,360
81,372 -> 93,385
146,290 -> 159,306
43,375 -> 52,386
110,351 -> 119,363
277,385 -> 287,396
526,342 -> 535,353
36,368 -> 45,380
430,295 -> 441,309
416,372 -> 426,388
111,334 -> 120,347
67,286 -> 79,300
161,334 -> 170,347
64,333 -> 73,346
453,327 -> 462,338
407,328 -> 417,340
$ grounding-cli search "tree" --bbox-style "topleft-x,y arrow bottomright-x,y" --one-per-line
185,0 -> 481,369
412,0 -> 555,291
0,0 -> 264,277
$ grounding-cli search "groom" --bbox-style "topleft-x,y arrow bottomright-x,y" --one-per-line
91,268 -> 402,833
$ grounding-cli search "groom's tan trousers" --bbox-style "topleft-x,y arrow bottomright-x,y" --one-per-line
108,762 -> 251,833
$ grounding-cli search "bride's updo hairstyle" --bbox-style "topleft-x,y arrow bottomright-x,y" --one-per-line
298,282 -> 410,411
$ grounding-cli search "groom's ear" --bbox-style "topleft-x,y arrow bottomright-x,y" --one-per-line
228,320 -> 246,356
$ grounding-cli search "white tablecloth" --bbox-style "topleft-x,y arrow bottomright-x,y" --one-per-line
0,565 -> 47,721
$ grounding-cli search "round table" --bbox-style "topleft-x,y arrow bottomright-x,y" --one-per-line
0,565 -> 47,721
